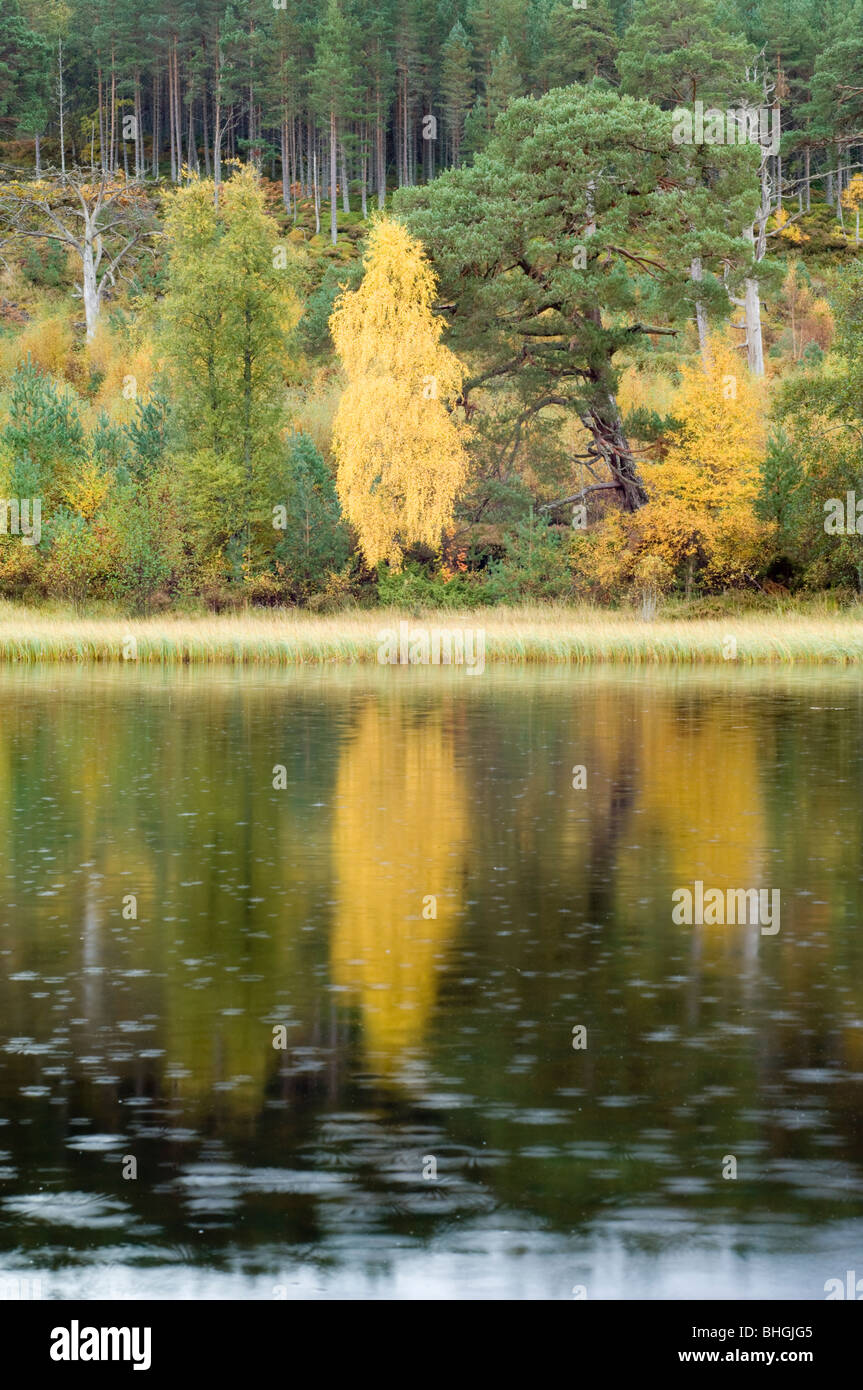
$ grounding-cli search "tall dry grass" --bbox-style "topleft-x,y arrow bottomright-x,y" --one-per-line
1,603 -> 863,664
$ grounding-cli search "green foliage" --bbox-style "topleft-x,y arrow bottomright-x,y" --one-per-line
40,511 -> 102,606
440,21 -> 475,165
483,513 -> 575,603
123,392 -> 171,479
618,0 -> 756,106
376,560 -> 487,610
21,242 -> 69,289
295,260 -> 364,356
545,0 -> 619,90
396,84 -> 759,516
757,429 -> 800,531
623,406 -> 684,444
272,433 -> 350,598
0,0 -> 862,614
160,167 -> 293,575
765,261 -> 863,588
0,361 -> 85,503
0,0 -> 50,133
100,472 -> 184,611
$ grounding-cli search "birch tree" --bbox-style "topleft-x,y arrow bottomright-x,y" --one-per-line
0,173 -> 155,340
330,217 -> 470,569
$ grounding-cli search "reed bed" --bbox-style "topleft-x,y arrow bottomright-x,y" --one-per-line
1,604 -> 863,665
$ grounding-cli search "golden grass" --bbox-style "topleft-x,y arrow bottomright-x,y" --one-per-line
2,603 -> 863,665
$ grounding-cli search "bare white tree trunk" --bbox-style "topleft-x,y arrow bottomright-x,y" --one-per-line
82,238 -> 100,340
691,256 -> 710,367
743,269 -> 764,377
1,179 -> 150,343
733,55 -> 776,378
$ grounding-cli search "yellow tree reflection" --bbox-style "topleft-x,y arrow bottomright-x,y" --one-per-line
331,697 -> 467,1072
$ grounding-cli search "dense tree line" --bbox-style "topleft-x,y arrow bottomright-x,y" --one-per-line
1,0 -> 863,610
1,0 -> 862,239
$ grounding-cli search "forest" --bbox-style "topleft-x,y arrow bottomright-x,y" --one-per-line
0,0 -> 862,615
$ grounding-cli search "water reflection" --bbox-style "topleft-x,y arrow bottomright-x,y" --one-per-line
0,666 -> 862,1299
331,699 -> 467,1068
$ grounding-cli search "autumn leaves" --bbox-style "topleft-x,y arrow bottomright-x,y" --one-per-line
330,218 -> 471,571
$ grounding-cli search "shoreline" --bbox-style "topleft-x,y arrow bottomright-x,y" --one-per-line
1,605 -> 863,665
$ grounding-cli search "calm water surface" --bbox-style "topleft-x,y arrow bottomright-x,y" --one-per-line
1,665 -> 862,1299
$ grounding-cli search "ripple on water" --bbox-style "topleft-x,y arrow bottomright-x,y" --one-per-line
65,1134 -> 127,1152
3,1191 -> 129,1228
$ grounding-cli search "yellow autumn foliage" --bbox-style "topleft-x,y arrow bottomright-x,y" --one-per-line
771,206 -> 809,245
841,174 -> 863,214
63,457 -> 111,519
636,339 -> 768,585
573,338 -> 770,596
82,323 -> 157,416
330,217 -> 471,570
778,261 -> 834,361
0,312 -> 73,382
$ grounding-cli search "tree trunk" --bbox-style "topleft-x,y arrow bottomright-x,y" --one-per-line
58,38 -> 66,176
340,141 -> 350,212
313,137 -> 321,235
152,70 -> 160,179
376,84 -> 386,207
168,56 -> 176,181
736,129 -> 770,379
289,117 -> 297,216
329,109 -> 338,245
173,41 -> 183,177
187,96 -> 197,173
743,273 -> 765,376
202,90 -> 211,175
691,256 -> 710,367
82,240 -> 100,340
213,54 -> 223,206
281,118 -> 290,213
98,68 -> 106,176
583,385 -> 647,512
110,48 -> 117,174
134,76 -> 143,177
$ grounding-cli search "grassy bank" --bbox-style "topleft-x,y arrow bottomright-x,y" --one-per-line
2,603 -> 863,665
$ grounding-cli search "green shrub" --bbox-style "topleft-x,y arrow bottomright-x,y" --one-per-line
377,560 -> 488,610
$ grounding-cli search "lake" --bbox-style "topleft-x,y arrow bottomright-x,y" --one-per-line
1,665 -> 862,1300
